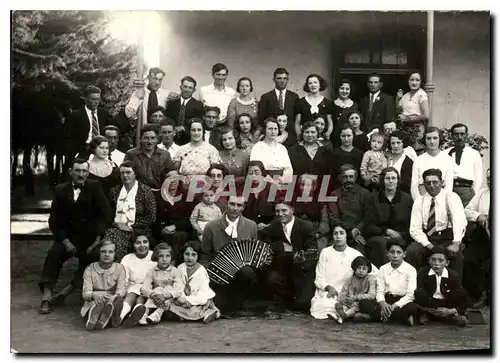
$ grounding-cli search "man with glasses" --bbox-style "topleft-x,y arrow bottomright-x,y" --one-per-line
199,63 -> 236,125
407,168 -> 467,280
258,68 -> 299,136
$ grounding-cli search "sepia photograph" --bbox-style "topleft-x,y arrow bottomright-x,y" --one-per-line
10,9 -> 491,353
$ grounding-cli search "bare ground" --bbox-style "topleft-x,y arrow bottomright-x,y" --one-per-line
11,239 -> 491,354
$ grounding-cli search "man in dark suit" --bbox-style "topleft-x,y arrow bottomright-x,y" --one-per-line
258,68 -> 299,136
38,158 -> 112,314
359,73 -> 396,133
202,106 -> 225,149
64,85 -> 113,172
260,200 -> 317,313
165,76 -> 204,145
414,246 -> 469,326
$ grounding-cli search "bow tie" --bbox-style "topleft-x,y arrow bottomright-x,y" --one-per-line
73,186 -> 82,191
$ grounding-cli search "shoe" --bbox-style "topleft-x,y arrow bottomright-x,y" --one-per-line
419,313 -> 430,325
444,315 -> 468,327
122,304 -> 147,328
203,310 -> 219,324
146,309 -> 163,324
407,315 -> 415,327
50,294 -> 67,307
263,309 -> 282,320
472,291 -> 489,309
95,303 -> 114,330
352,313 -> 371,322
111,297 -> 124,328
138,313 -> 149,325
335,303 -> 347,320
38,300 -> 51,315
86,304 -> 104,331
327,313 -> 341,324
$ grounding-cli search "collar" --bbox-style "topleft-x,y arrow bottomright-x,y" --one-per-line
275,88 -> 287,95
378,189 -> 402,203
298,140 -> 323,148
425,189 -> 445,201
72,182 -> 83,190
139,146 -> 162,156
85,105 -> 96,115
211,83 -> 226,91
428,267 -> 449,278
154,264 -> 173,272
370,91 -> 381,100
340,184 -> 359,196
226,215 -> 240,226
94,262 -> 116,275
390,262 -> 405,272
282,216 -> 295,229
180,97 -> 191,105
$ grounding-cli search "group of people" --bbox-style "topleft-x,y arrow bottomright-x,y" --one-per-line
37,63 -> 490,331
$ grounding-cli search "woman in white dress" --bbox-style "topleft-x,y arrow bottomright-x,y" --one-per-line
250,117 -> 293,184
118,233 -> 156,327
310,223 -> 378,320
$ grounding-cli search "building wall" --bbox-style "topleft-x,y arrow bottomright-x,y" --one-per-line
158,11 -> 490,172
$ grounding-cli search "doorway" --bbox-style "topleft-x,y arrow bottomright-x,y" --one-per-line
340,72 -> 410,104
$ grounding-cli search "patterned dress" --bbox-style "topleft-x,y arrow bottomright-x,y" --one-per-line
104,182 -> 157,262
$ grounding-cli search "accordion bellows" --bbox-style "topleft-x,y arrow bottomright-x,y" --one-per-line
207,239 -> 272,284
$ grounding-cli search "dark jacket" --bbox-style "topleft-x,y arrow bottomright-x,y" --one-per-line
259,217 -> 317,254
165,97 -> 204,145
363,189 -> 413,241
399,155 -> 414,195
288,143 -> 333,177
258,89 -> 299,134
49,179 -> 111,247
359,92 -> 396,132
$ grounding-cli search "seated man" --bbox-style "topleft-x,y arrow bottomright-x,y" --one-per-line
464,168 -> 491,308
325,164 -> 370,253
260,200 -> 317,313
407,168 -> 467,280
38,158 -> 111,314
201,194 -> 259,316
415,246 -> 468,327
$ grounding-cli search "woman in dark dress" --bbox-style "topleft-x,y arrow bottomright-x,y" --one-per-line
331,79 -> 359,145
346,111 -> 369,152
331,123 -> 364,176
87,135 -> 121,199
386,131 -> 414,194
288,121 -> 332,177
104,161 -> 157,262
294,74 -> 334,140
275,112 -> 297,149
154,170 -> 196,264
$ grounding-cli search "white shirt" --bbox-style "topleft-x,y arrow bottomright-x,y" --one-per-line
125,87 -> 170,124
370,91 -> 381,104
250,141 -> 293,184
429,267 -> 449,300
444,146 -> 483,194
199,84 -> 236,122
410,151 -> 455,201
72,183 -> 81,202
225,216 -> 240,238
376,261 -> 417,308
120,251 -> 156,285
282,217 -> 295,251
179,97 -> 192,106
465,187 -> 490,221
274,88 -> 287,109
409,190 -> 467,247
204,130 -> 212,143
157,142 -> 180,159
84,106 -> 98,144
389,154 -> 405,175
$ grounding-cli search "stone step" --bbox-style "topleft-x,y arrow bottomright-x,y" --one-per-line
10,216 -> 52,241
12,200 -> 52,214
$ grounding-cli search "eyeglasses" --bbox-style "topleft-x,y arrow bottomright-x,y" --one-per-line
424,181 -> 441,186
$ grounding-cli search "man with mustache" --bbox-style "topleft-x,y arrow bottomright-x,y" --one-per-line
325,164 -> 370,254
38,158 -> 111,314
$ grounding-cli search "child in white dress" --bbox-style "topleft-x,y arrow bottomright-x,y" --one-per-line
169,241 -> 220,323
118,233 -> 156,327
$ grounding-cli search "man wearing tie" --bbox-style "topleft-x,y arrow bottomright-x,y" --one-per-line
260,200 -> 317,313
125,67 -> 171,124
201,194 -> 259,316
258,68 -> 299,136
407,168 -> 467,280
444,123 -> 483,206
359,73 -> 396,133
464,169 -> 490,308
38,158 -> 111,314
64,85 -> 112,172
165,76 -> 204,145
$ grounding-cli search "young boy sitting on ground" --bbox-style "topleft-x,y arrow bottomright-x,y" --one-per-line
414,245 -> 468,327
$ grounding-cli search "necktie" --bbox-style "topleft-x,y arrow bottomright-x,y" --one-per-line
448,146 -> 464,165
178,99 -> 186,126
426,198 -> 436,236
91,111 -> 99,138
368,93 -> 374,114
147,87 -> 158,114
278,90 -> 284,112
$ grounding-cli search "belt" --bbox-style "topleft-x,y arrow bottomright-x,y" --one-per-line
453,178 -> 473,187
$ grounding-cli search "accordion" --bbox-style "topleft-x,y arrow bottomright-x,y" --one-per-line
207,239 -> 272,284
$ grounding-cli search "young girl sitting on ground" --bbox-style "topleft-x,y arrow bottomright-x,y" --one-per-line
118,232 -> 156,327
140,243 -> 182,324
190,189 -> 223,241
333,256 -> 376,324
169,241 -> 220,324
81,240 -> 126,331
